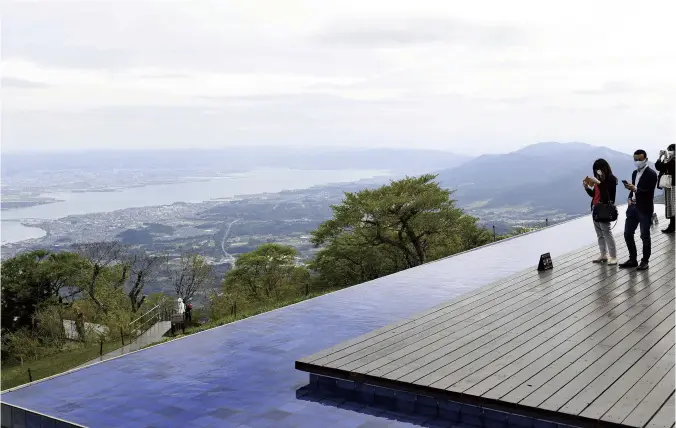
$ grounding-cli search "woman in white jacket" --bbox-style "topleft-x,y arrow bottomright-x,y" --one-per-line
176,297 -> 186,316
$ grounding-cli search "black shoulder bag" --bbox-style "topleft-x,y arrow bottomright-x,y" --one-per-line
592,181 -> 618,223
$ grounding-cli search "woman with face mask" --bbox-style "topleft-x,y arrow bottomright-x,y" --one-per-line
583,158 -> 618,264
655,144 -> 675,233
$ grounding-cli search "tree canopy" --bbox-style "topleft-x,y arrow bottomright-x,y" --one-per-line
1,250 -> 86,333
223,243 -> 308,301
309,174 -> 491,287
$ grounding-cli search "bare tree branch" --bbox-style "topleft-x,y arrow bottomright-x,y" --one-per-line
126,252 -> 165,312
74,241 -> 125,313
167,254 -> 213,302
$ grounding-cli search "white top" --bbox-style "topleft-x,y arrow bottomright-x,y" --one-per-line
632,165 -> 647,203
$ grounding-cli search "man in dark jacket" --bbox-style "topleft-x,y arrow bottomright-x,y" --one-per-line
620,149 -> 658,270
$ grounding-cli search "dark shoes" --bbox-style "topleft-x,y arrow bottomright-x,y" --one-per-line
619,260 -> 638,268
662,218 -> 675,234
620,259 -> 649,270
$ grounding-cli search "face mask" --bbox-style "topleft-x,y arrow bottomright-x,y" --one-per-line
596,170 -> 604,178
635,159 -> 647,169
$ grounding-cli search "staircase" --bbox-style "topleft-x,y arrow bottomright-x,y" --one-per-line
77,304 -> 173,369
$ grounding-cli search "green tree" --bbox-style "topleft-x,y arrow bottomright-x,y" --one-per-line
2,329 -> 42,365
309,233 -> 399,288
310,174 -> 490,287
223,244 -> 308,301
1,250 -> 87,334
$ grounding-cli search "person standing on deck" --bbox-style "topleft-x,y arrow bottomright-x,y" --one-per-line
620,150 -> 657,271
655,144 -> 675,234
584,158 -> 618,265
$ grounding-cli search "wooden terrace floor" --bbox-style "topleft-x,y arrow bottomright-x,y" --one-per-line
297,217 -> 676,428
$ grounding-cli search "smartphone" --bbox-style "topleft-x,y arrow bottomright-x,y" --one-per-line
622,180 -> 629,185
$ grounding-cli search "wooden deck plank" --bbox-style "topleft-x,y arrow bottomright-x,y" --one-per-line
560,326 -> 675,416
307,244 -> 602,367
338,234 -> 671,374
363,240 -> 673,380
580,344 -> 676,421
646,391 -> 675,428
602,347 -> 676,424
300,241 -> 602,365
528,306 -> 674,411
623,367 -> 675,427
433,269 -> 676,393
417,258 -> 675,389
465,272 -> 675,399
499,295 -> 675,406
331,264 -> 582,370
296,218 -> 675,428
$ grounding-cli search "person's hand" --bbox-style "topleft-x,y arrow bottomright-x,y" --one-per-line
626,184 -> 637,192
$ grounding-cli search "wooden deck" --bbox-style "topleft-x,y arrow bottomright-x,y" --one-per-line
297,219 -> 675,428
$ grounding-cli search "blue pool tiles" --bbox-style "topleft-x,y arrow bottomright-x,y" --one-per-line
0,210 -> 626,428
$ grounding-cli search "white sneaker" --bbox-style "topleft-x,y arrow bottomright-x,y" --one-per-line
608,257 -> 617,265
592,255 -> 608,263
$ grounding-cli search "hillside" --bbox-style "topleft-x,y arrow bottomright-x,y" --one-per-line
436,142 -> 662,216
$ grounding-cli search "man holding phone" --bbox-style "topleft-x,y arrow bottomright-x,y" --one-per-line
620,149 -> 657,270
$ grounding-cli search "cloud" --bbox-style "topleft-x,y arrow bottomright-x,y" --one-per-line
316,18 -> 524,48
1,0 -> 675,155
1,77 -> 48,88
572,81 -> 636,96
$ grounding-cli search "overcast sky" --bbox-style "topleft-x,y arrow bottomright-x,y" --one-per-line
2,0 -> 674,156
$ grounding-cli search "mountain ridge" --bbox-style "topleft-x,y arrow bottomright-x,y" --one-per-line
436,142 -> 661,216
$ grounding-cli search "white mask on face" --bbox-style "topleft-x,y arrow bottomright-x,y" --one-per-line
596,170 -> 604,178
635,159 -> 647,170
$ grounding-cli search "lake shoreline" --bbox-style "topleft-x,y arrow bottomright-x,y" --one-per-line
0,168 -> 392,246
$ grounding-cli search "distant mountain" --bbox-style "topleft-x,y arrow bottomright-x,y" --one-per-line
1,148 -> 473,177
436,142 -> 661,216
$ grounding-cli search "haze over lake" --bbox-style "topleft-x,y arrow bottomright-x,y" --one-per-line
1,168 -> 390,244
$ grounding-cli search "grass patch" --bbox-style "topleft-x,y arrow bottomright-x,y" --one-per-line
1,340 -> 123,391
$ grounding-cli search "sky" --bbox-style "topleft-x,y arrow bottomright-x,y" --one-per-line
1,0 -> 675,156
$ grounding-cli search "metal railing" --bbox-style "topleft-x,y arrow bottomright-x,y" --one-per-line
129,304 -> 160,336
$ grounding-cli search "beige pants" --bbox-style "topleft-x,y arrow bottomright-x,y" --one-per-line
594,220 -> 617,258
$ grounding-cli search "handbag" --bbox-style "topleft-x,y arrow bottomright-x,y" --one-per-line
593,203 -> 618,223
659,174 -> 672,189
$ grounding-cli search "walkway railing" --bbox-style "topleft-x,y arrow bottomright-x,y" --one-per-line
129,304 -> 160,336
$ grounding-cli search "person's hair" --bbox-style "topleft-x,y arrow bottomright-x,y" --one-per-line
593,158 -> 613,178
634,149 -> 647,158
668,144 -> 675,151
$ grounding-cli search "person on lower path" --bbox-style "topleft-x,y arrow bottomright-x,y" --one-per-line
620,149 -> 657,271
655,144 -> 675,234
584,158 -> 618,265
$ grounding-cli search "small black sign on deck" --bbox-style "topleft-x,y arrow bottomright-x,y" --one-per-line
538,252 -> 553,271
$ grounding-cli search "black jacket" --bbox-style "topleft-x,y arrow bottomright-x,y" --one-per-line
586,174 -> 617,209
655,156 -> 675,189
628,167 -> 658,215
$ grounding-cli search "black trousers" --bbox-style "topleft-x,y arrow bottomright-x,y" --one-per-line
624,205 -> 652,263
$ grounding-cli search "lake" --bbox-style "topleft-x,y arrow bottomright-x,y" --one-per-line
0,168 -> 390,245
